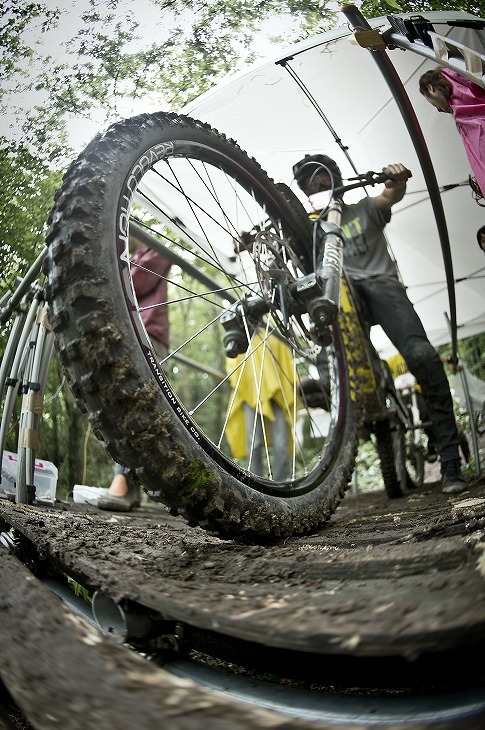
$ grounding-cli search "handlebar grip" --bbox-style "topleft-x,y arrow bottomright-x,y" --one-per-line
378,168 -> 412,183
333,169 -> 412,197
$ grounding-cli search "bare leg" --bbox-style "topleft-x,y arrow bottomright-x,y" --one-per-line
107,472 -> 128,497
98,467 -> 140,512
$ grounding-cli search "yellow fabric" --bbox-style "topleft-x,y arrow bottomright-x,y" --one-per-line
225,332 -> 296,459
387,352 -> 409,378
387,352 -> 422,392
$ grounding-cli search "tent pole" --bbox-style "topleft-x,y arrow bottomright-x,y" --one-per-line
341,4 -> 459,361
444,313 -> 482,475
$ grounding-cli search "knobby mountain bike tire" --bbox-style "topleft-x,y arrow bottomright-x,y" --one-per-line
372,420 -> 404,499
45,111 -> 361,542
393,422 -> 425,490
405,442 -> 425,488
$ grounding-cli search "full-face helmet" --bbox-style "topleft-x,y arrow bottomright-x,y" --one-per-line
292,154 -> 343,195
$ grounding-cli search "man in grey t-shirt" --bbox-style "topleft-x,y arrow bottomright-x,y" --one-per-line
293,154 -> 467,494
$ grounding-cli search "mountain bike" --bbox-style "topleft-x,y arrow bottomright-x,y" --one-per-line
42,111 -> 427,542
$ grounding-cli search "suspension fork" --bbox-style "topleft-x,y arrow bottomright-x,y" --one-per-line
314,199 -> 345,323
293,199 -> 346,340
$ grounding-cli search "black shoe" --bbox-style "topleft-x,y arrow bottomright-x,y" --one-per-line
97,480 -> 141,512
441,459 -> 467,495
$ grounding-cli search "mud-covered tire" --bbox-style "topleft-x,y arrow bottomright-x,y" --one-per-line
373,420 -> 404,499
406,442 -> 425,488
45,111 -> 361,542
393,424 -> 425,490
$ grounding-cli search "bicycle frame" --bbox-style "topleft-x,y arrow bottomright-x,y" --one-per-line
1,167 -> 426,509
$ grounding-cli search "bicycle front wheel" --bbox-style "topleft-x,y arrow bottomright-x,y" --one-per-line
45,111 -> 360,541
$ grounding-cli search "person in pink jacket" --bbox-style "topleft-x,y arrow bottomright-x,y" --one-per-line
419,67 -> 485,199
97,234 -> 171,512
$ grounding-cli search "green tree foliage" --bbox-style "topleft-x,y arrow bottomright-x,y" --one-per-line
2,0 -> 341,167
0,141 -> 62,295
361,0 -> 485,20
1,2 -> 65,160
0,0 -> 59,79
439,333 -> 485,382
4,0 -> 485,167
144,0 -> 338,108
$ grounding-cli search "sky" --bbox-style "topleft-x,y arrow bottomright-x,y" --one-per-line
3,0 -> 340,156
3,1 -> 187,151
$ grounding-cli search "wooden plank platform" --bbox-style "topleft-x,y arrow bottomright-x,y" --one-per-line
0,549 -> 325,730
1,475 -> 485,658
0,472 -> 485,728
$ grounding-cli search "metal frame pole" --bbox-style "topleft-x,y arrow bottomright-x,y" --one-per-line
341,5 -> 459,361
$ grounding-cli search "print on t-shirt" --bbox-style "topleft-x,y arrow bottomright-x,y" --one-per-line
341,215 -> 369,258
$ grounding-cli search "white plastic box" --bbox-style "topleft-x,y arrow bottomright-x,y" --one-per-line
1,450 -> 58,505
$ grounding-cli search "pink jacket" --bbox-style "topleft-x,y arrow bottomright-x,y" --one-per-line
442,68 -> 485,197
130,244 -> 171,347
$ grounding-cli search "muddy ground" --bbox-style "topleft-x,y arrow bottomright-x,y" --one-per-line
0,433 -> 484,729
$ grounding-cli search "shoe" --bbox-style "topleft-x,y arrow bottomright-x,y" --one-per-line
441,459 -> 468,495
97,479 -> 141,512
442,474 -> 468,494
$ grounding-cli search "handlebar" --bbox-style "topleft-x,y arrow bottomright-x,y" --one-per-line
333,169 -> 412,197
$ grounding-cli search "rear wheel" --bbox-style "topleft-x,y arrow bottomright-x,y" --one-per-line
45,111 -> 361,541
373,420 -> 404,499
393,422 -> 425,490
406,442 -> 425,488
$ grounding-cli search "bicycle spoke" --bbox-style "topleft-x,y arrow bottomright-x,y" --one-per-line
120,153 -> 341,485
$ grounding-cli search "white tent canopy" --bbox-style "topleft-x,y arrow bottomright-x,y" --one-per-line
181,10 -> 485,358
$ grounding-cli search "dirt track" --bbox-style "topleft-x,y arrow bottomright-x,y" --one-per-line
0,452 -> 484,729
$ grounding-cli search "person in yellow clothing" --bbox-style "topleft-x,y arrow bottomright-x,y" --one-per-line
387,351 -> 470,465
387,351 -> 437,462
225,330 -> 296,481
387,351 -> 423,393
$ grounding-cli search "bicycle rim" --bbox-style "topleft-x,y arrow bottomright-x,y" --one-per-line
125,151 -> 347,489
